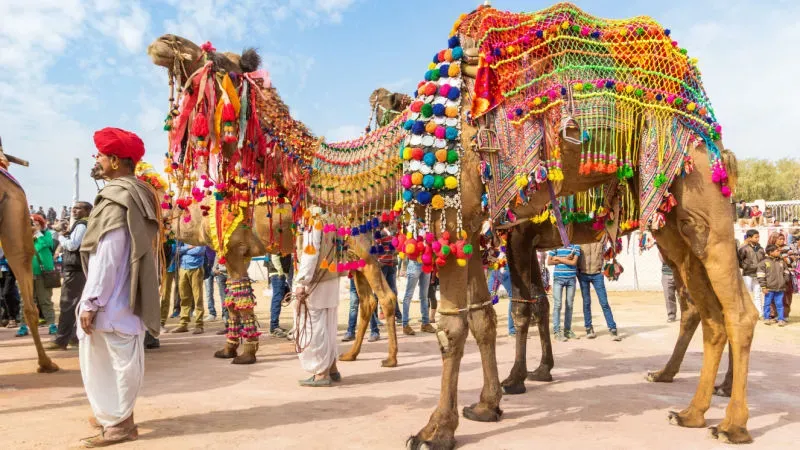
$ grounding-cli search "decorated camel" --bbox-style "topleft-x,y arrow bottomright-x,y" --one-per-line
147,36 -> 406,366
151,2 -> 755,446
0,139 -> 59,373
398,5 -> 754,448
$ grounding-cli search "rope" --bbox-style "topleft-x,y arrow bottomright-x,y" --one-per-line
437,299 -> 495,316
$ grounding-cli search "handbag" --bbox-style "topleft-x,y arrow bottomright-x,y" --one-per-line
34,253 -> 61,289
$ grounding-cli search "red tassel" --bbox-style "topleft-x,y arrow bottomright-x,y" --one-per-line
222,103 -> 235,122
192,111 -> 209,137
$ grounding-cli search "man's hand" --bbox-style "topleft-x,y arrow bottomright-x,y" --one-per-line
293,285 -> 307,297
80,310 -> 97,335
761,288 -> 768,294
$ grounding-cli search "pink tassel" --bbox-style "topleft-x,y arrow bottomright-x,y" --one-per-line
721,185 -> 732,197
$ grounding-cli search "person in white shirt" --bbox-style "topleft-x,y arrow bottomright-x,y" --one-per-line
292,210 -> 341,387
77,127 -> 160,447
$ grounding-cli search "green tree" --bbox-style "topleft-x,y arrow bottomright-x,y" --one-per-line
735,158 -> 800,201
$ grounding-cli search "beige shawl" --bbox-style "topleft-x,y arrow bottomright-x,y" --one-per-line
81,175 -> 161,337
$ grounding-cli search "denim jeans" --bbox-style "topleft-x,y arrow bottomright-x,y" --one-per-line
552,276 -> 576,333
578,272 -> 617,330
402,260 -> 431,327
204,274 -> 227,318
764,290 -> 785,321
488,269 -> 515,333
347,278 -> 380,336
270,274 -> 289,331
381,264 -> 399,320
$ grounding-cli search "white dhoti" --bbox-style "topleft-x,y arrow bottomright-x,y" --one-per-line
742,275 -> 763,314
294,277 -> 339,375
79,331 -> 145,427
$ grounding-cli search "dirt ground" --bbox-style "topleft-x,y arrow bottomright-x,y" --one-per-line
1,281 -> 797,449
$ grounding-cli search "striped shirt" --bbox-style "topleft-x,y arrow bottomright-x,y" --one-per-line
377,230 -> 397,266
548,245 -> 581,278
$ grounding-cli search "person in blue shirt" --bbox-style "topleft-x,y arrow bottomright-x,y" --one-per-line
159,240 -> 178,329
172,243 -> 207,334
547,244 -> 581,342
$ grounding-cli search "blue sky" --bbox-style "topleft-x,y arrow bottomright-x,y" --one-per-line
1,0 -> 797,207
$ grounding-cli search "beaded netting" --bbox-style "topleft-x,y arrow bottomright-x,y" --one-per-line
456,3 -> 730,230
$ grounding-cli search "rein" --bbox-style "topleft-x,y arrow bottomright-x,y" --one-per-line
292,238 -> 336,354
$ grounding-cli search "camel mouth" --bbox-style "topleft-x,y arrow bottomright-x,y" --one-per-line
147,41 -> 175,68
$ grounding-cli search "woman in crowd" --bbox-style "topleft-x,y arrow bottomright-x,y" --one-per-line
17,214 -> 57,337
767,232 -> 795,320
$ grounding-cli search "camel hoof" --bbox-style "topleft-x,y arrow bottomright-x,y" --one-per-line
339,353 -> 357,362
406,435 -> 454,450
668,410 -> 705,428
527,367 -> 553,382
381,358 -> 398,368
462,403 -> 502,423
713,385 -> 732,398
232,353 -> 256,365
668,411 -> 682,426
646,370 -> 674,383
214,348 -> 237,359
501,382 -> 526,395
709,425 -> 753,444
37,362 -> 60,373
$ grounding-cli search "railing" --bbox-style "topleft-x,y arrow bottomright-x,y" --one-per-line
765,200 -> 800,224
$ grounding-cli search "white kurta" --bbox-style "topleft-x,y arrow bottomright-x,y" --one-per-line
78,227 -> 145,427
293,227 -> 339,375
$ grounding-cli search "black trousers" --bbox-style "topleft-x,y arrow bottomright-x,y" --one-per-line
0,271 -> 20,321
54,271 -> 86,346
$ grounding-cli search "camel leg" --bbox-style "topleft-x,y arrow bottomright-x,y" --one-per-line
463,255 -> 503,422
0,192 -> 58,373
529,296 -> 554,382
340,273 -> 375,363
714,343 -> 733,397
501,301 -> 532,395
408,259 -> 470,450
214,304 -> 240,359
648,272 -> 701,382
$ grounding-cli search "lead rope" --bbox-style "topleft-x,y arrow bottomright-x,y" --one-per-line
292,243 -> 336,353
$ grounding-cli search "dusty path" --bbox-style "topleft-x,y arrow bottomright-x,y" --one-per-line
1,284 -> 797,449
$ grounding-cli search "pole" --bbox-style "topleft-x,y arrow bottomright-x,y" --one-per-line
73,158 -> 79,205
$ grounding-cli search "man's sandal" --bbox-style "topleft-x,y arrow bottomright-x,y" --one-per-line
298,376 -> 332,387
80,426 -> 138,448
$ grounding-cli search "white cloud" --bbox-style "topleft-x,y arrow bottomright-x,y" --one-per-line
325,124 -> 364,142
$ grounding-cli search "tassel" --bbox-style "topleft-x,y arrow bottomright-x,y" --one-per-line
320,259 -> 329,270
304,244 -> 316,255
192,111 -> 209,137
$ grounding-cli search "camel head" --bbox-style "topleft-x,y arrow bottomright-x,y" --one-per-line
368,88 -> 412,128
147,34 -> 261,87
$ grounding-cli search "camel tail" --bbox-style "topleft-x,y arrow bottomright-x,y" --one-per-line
721,149 -> 738,194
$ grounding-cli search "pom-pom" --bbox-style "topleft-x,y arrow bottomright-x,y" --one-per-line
456,258 -> 467,267
432,103 -> 446,116
421,253 -> 433,265
423,174 -> 435,188
402,147 -> 412,160
445,106 -> 459,118
351,227 -> 360,236
402,190 -> 413,202
421,103 -> 433,118
444,176 -> 458,189
462,243 -> 473,255
436,256 -> 448,267
401,174 -> 412,189
425,121 -> 438,134
434,126 -> 446,139
451,46 -> 463,60
441,245 -> 451,255
412,121 -> 425,135
421,264 -> 434,274
411,172 -> 423,185
423,152 -> 436,166
447,87 -> 461,100
445,127 -> 459,140
191,111 -> 209,137
416,191 -> 432,204
431,194 -> 445,209
221,102 -> 236,121
433,175 -> 445,189
412,147 -> 424,160
448,35 -> 460,49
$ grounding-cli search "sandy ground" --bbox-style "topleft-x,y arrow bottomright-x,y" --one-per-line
0,280 -> 798,450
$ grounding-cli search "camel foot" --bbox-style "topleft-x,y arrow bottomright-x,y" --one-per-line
646,370 -> 675,383
708,425 -> 752,444
668,409 -> 706,428
462,403 -> 503,422
526,365 -> 553,382
381,357 -> 397,368
339,352 -> 357,362
36,360 -> 60,373
501,365 -> 527,395
406,435 -> 454,450
213,344 -> 238,359
713,383 -> 732,398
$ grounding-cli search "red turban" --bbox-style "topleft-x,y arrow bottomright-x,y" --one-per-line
31,214 -> 47,229
93,127 -> 145,163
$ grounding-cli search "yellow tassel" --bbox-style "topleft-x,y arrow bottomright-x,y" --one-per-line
328,263 -> 337,273
320,259 -> 329,269
304,244 -> 316,255
314,220 -> 323,231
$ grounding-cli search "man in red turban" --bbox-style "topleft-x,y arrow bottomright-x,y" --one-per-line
91,128 -> 145,178
78,127 -> 159,446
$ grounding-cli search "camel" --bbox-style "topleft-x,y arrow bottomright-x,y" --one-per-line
147,36 -> 404,366
404,5 -> 756,448
0,141 -> 59,373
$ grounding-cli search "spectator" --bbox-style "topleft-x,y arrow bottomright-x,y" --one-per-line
46,207 -> 57,225
36,206 -> 45,217
376,221 -> 400,323
401,258 -> 434,336
203,248 -> 219,322
267,254 -> 293,338
212,258 -> 228,335
738,229 -> 765,314
547,244 -> 581,342
736,200 -> 751,226
757,244 -> 789,326
749,205 -> 763,227
343,277 -> 380,342
60,205 -> 69,221
428,269 -> 438,324
659,252 -> 678,322
487,241 -> 515,336
172,243 -> 206,334
577,242 -> 621,341
17,214 -> 57,337
159,240 -> 178,332
47,201 -> 91,350
789,218 -> 800,245
0,248 -> 21,328
767,232 -> 794,320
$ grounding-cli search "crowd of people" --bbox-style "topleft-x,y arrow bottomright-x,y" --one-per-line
738,228 -> 798,325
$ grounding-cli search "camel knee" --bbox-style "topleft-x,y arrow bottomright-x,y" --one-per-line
469,306 -> 498,344
436,315 -> 468,356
